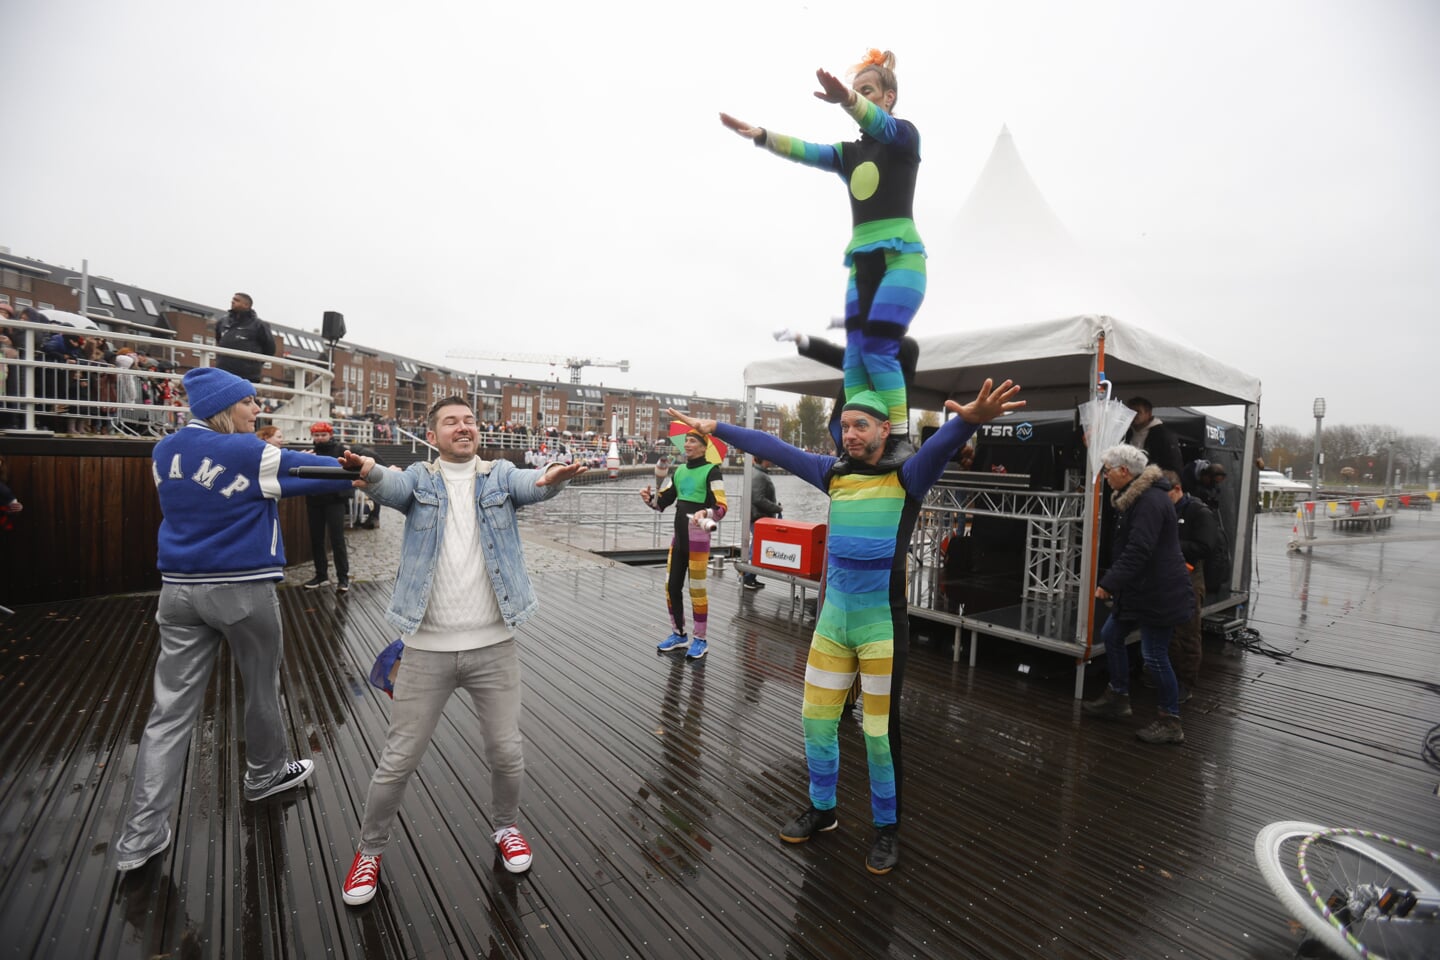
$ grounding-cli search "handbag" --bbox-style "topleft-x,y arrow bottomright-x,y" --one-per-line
368,638 -> 405,698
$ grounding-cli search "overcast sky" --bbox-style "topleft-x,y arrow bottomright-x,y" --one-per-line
3,0 -> 1436,436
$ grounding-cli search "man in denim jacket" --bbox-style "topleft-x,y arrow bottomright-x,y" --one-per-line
338,396 -> 585,906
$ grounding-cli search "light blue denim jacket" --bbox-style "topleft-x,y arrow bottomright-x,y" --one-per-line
363,457 -> 568,634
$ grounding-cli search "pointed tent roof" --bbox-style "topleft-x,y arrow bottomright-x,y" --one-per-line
924,126 -> 1151,329
744,128 -> 1259,410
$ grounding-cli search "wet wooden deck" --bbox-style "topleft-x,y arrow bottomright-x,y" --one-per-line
1,515 -> 1437,959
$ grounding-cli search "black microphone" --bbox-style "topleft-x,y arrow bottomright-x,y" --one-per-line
288,466 -> 362,478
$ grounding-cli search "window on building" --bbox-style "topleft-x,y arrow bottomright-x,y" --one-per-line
117,292 -> 135,311
140,297 -> 160,316
0,269 -> 33,291
15,298 -> 32,308
93,287 -> 115,307
38,302 -> 53,311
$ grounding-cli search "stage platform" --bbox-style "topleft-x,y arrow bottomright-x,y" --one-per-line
1,515 -> 1437,959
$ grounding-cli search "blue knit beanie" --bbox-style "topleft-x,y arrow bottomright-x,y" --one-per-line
184,366 -> 257,420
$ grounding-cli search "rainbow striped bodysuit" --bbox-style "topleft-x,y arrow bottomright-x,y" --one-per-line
714,416 -> 977,827
758,96 -> 926,431
648,457 -> 727,641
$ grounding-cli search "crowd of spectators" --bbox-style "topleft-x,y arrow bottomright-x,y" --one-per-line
0,303 -> 184,435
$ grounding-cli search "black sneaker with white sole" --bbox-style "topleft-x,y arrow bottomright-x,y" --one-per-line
246,759 -> 315,801
303,576 -> 329,590
779,806 -> 838,843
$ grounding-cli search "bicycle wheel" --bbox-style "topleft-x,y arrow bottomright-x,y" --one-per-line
1255,821 -> 1440,959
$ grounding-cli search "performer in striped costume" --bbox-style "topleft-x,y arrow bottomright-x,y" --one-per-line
640,429 -> 728,661
722,49 -> 925,438
668,379 -> 1024,874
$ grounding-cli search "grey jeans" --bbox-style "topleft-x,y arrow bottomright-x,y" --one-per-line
116,581 -> 294,862
359,641 -> 524,854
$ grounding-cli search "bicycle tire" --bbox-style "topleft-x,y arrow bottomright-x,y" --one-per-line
1255,821 -> 1440,959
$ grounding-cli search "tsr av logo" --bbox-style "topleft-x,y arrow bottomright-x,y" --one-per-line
983,421 -> 1035,441
1206,424 -> 1227,445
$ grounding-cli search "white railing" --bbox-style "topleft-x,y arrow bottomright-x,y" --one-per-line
519,484 -> 741,556
0,316 -> 349,440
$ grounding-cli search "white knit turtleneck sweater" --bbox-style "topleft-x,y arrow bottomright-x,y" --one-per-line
407,458 -> 512,652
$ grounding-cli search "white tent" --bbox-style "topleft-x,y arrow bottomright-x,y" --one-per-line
745,127 -> 1260,408
925,126 -> 1156,331
743,313 -> 1260,411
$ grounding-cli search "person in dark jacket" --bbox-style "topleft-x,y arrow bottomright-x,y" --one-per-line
742,457 -> 782,589
214,293 -> 275,382
304,421 -> 353,591
1164,469 -> 1220,698
1083,444 -> 1194,744
1123,397 -> 1182,473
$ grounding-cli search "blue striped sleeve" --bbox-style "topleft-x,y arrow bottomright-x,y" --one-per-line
842,98 -> 920,154
901,416 -> 977,496
761,131 -> 844,176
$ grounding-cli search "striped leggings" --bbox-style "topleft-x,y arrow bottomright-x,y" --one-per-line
842,249 -> 926,430
665,529 -> 711,639
800,590 -> 909,826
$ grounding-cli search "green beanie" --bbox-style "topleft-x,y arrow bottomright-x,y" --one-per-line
842,390 -> 889,421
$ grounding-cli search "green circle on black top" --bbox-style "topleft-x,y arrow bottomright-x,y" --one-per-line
850,161 -> 879,201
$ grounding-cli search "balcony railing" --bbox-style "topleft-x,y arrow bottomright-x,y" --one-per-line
0,317 -> 353,440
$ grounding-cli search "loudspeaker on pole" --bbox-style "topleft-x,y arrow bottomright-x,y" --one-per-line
322,311 -> 346,341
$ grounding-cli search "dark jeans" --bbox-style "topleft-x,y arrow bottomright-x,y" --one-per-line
307,501 -> 348,579
1100,612 -> 1180,716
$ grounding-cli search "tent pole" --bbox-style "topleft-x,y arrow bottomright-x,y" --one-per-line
1077,334 -> 1107,679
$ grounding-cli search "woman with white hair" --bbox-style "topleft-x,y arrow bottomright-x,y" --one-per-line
1083,443 -> 1194,744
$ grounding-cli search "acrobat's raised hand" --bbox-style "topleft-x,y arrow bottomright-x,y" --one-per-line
945,379 -> 1026,425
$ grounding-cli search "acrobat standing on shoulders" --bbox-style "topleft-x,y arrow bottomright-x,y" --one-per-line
722,48 -> 926,445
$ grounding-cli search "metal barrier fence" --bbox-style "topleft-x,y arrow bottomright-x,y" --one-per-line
0,316 -> 343,440
518,483 -> 741,558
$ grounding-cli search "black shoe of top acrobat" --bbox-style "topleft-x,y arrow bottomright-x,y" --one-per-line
866,824 -> 900,875
779,806 -> 838,844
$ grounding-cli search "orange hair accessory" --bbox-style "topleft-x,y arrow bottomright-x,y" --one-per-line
858,48 -> 886,68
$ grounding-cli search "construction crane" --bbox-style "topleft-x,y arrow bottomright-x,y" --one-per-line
446,351 -> 629,385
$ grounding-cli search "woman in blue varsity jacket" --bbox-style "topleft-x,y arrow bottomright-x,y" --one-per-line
114,366 -> 364,874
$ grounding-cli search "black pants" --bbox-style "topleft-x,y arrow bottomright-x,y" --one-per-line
307,501 -> 348,580
889,598 -> 909,824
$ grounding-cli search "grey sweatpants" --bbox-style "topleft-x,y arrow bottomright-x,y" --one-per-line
359,642 -> 524,854
115,581 -> 295,863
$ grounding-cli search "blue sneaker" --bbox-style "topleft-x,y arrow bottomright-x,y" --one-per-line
657,633 -> 690,653
686,638 -> 709,660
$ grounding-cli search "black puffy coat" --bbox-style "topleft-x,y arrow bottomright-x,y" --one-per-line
1099,465 -> 1194,626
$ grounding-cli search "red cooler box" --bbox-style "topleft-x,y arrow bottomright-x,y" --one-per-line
752,519 -> 827,580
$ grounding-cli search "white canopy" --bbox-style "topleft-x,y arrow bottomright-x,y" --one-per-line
745,127 -> 1259,412
744,314 -> 1262,411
